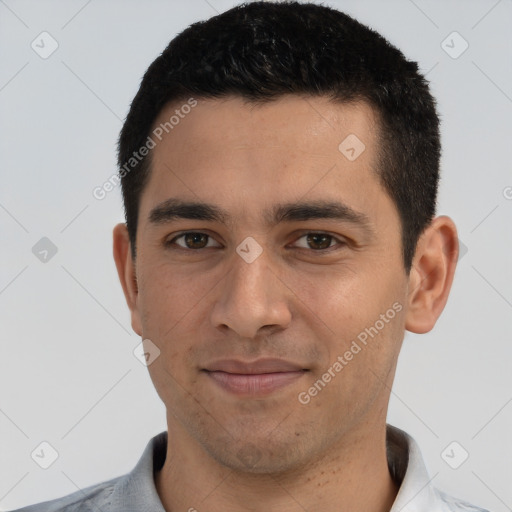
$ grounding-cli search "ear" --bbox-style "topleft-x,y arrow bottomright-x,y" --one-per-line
113,223 -> 142,336
405,216 -> 459,334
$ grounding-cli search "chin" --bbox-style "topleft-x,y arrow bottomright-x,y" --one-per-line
204,435 -> 310,476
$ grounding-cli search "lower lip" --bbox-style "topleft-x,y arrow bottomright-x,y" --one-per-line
204,370 -> 306,396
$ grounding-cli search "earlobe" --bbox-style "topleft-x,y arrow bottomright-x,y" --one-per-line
405,216 -> 459,334
112,223 -> 142,336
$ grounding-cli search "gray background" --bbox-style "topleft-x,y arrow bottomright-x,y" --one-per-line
1,0 -> 511,510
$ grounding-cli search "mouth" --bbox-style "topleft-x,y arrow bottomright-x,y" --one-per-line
202,358 -> 309,396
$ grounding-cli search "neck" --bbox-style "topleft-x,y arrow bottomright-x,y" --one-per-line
155,419 -> 399,512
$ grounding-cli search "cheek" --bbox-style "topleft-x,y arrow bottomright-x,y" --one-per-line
136,269 -> 192,382
139,264 -> 205,406
286,264 -> 380,335
292,262 -> 406,372
138,260 -> 217,331
298,303 -> 405,429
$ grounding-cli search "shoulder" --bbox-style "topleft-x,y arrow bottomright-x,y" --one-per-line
7,475 -> 122,512
9,431 -> 168,512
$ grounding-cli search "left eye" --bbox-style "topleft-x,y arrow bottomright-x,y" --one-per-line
292,233 -> 343,251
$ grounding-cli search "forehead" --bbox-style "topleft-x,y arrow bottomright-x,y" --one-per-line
152,95 -> 379,157
139,95 -> 389,225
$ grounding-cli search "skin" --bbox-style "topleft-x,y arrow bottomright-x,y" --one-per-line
113,95 -> 459,512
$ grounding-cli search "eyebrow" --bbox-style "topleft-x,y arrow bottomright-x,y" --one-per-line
148,198 -> 374,234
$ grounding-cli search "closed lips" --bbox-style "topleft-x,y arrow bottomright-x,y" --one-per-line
203,359 -> 308,396
203,358 -> 308,374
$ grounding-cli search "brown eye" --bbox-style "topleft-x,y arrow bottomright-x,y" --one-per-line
167,232 -> 220,250
293,232 -> 341,251
306,233 -> 333,250
183,233 -> 209,249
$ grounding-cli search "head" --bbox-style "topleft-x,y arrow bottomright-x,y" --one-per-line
113,1 -> 458,475
118,1 -> 441,273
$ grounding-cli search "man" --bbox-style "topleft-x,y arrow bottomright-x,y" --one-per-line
12,1 -> 489,511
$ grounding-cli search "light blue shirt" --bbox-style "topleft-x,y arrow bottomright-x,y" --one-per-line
10,425 -> 489,511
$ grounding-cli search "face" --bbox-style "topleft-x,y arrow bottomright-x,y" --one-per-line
127,96 -> 412,473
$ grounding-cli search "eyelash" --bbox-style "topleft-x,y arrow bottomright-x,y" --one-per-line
165,231 -> 347,253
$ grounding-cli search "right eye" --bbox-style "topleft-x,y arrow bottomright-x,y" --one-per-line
165,232 -> 222,250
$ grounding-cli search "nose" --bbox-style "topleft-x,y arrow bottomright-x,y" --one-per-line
210,244 -> 292,339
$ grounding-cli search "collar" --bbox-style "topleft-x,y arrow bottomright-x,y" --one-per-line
108,425 -> 450,511
386,424 -> 441,510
